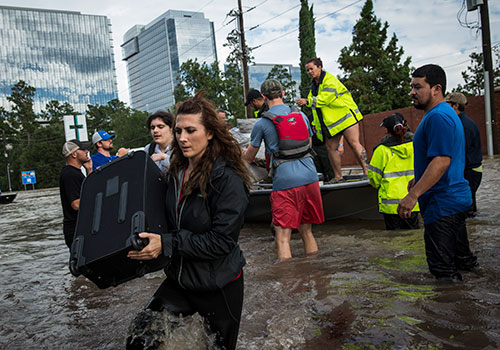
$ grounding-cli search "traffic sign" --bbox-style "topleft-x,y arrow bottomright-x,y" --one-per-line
21,170 -> 36,185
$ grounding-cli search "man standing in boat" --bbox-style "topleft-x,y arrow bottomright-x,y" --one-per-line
398,64 -> 478,282
243,79 -> 324,260
59,139 -> 92,249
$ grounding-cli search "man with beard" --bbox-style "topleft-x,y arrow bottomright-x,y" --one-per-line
398,64 -> 478,282
91,130 -> 128,170
59,139 -> 92,249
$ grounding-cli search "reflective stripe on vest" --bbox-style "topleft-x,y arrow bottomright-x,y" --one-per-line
327,112 -> 352,130
382,170 -> 414,178
368,165 -> 413,179
368,164 -> 383,176
381,198 -> 403,205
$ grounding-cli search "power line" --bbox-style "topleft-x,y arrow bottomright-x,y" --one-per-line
245,0 -> 269,14
413,40 -> 500,64
443,59 -> 471,69
246,3 -> 301,32
252,0 -> 363,51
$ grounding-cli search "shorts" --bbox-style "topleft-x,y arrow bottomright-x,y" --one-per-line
270,181 -> 324,229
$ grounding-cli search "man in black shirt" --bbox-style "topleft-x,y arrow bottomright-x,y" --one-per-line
245,89 -> 269,118
59,139 -> 92,248
445,92 -> 483,217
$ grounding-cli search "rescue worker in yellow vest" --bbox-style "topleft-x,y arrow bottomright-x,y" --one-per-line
245,89 -> 269,118
296,57 -> 368,183
368,113 -> 420,230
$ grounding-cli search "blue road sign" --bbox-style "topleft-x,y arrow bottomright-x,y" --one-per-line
21,170 -> 36,185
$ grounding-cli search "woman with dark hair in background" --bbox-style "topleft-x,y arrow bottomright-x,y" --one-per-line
296,57 -> 368,183
128,92 -> 251,350
144,110 -> 174,173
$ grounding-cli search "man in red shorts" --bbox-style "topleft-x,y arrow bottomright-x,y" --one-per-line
244,79 -> 324,260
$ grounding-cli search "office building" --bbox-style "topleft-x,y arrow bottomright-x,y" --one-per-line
0,6 -> 118,113
248,63 -> 301,98
122,10 -> 217,113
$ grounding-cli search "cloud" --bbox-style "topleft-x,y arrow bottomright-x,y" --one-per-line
2,0 -> 499,104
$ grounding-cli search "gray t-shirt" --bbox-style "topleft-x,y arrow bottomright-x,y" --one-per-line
144,143 -> 171,173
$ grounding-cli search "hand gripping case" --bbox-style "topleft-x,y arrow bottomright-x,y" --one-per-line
69,150 -> 170,289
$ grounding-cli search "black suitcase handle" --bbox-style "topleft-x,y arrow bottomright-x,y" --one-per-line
129,211 -> 149,250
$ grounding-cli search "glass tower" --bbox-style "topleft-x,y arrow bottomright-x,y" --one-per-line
122,10 -> 217,113
248,63 -> 301,99
0,6 -> 118,113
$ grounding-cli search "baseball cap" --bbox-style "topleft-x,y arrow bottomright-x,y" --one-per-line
445,92 -> 467,106
260,79 -> 283,98
62,139 -> 91,157
92,130 -> 116,144
380,113 -> 404,130
245,89 -> 262,106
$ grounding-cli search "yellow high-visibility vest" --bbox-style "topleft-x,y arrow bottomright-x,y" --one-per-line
368,140 -> 420,214
307,71 -> 363,141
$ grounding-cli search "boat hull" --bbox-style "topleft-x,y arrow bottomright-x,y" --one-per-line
0,192 -> 17,204
245,180 -> 379,222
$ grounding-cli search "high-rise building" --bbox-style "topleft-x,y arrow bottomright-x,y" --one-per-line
248,63 -> 301,98
0,5 -> 118,113
122,10 -> 217,113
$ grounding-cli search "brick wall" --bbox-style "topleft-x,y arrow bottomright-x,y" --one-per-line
340,91 -> 500,166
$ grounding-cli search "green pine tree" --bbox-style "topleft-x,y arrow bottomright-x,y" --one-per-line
338,0 -> 412,114
298,0 -> 316,100
266,65 -> 297,104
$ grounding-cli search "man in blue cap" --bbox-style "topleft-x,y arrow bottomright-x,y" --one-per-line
91,130 -> 128,170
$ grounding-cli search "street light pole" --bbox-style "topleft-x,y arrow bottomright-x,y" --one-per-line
2,129 -> 12,192
479,0 -> 498,154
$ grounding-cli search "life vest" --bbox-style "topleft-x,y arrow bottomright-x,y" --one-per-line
261,107 -> 311,163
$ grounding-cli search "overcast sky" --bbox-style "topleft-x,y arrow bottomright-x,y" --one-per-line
2,0 -> 499,105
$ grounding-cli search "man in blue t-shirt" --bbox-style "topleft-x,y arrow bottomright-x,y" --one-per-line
398,64 -> 478,282
91,130 -> 129,170
243,79 -> 324,261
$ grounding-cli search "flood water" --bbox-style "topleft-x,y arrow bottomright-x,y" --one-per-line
1,157 -> 499,350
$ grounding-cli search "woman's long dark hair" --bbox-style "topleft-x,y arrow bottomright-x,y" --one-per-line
168,91 -> 252,197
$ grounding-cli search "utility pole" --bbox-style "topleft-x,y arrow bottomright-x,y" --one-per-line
2,129 -> 12,192
237,0 -> 252,118
479,0 -> 498,155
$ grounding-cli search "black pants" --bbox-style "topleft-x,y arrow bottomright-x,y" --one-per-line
424,212 -> 478,279
146,273 -> 244,350
312,143 -> 334,181
464,168 -> 482,215
383,212 -> 419,230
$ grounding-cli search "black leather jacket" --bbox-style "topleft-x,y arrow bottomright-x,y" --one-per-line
160,160 -> 248,291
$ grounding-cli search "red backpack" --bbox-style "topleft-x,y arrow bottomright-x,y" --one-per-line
261,107 -> 311,161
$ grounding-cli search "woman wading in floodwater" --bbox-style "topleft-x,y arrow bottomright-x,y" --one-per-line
128,92 -> 251,350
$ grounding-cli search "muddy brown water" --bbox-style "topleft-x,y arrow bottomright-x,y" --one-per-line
1,158 -> 499,349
